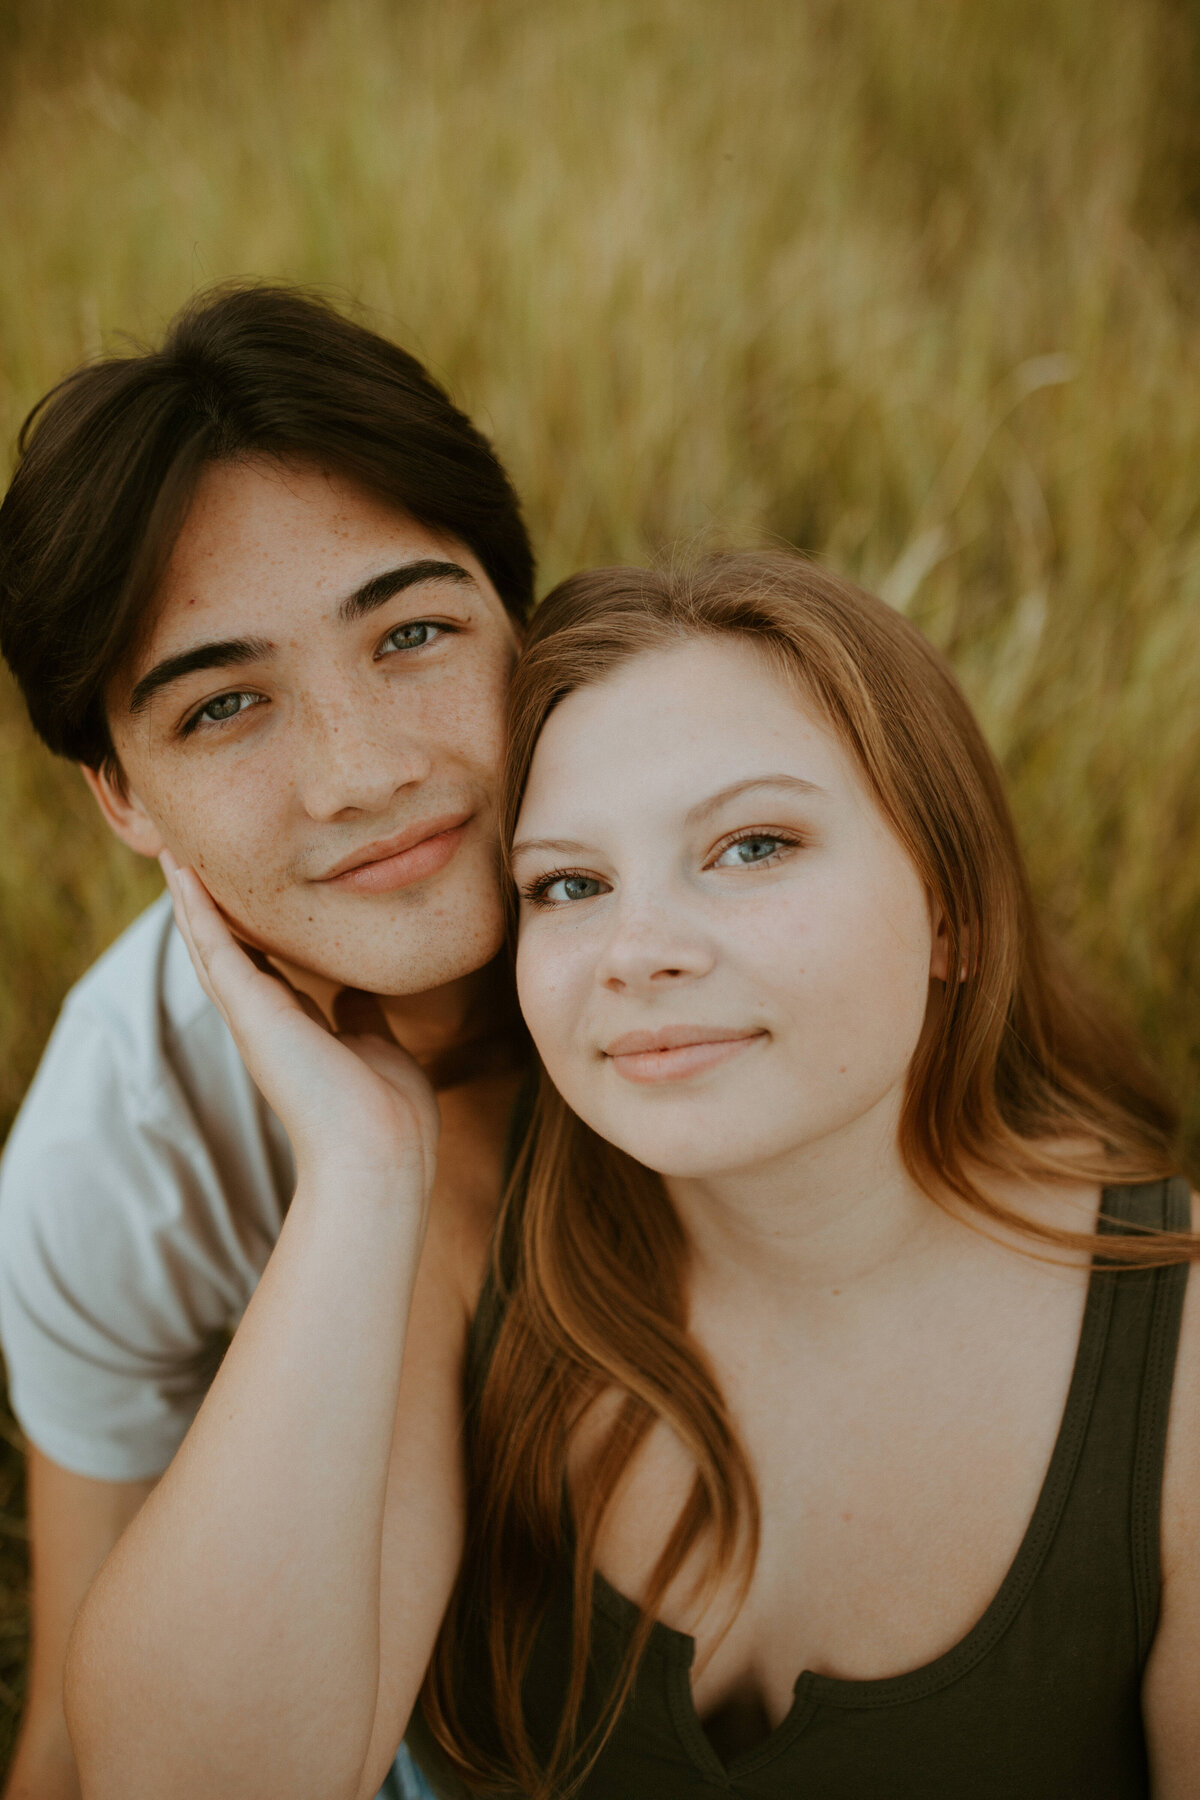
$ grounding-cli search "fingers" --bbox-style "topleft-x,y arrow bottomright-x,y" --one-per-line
241,944 -> 329,1030
159,853 -> 287,1030
160,852 -> 223,1013
161,855 -> 332,1038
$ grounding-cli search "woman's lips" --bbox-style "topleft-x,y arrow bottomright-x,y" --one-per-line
603,1027 -> 766,1085
318,817 -> 471,895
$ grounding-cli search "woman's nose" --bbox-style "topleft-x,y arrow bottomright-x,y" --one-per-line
595,901 -> 716,993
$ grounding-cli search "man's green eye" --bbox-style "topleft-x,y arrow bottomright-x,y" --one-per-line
202,693 -> 249,723
382,622 -> 437,652
180,691 -> 264,735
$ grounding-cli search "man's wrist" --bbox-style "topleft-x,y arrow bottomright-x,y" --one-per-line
289,1150 -> 431,1222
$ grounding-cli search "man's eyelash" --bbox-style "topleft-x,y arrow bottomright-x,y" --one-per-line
376,619 -> 457,656
178,692 -> 263,737
175,621 -> 455,737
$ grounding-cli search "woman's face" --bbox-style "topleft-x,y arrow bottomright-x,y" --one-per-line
512,636 -> 948,1182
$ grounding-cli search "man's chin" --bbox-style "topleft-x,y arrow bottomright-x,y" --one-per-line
264,923 -> 508,1010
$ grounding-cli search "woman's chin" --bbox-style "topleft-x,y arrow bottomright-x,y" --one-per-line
585,1112 -> 784,1183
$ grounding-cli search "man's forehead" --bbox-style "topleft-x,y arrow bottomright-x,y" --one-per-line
159,458 -> 459,598
128,458 -> 483,668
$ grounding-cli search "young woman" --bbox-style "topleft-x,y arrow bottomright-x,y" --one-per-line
66,554 -> 1200,1799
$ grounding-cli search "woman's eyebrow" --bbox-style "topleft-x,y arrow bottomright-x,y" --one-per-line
687,774 -> 827,823
512,778 -> 827,861
510,836 -> 593,863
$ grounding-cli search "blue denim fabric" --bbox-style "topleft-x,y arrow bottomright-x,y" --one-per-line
377,1742 -> 436,1799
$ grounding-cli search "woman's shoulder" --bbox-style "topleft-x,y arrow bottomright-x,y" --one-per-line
1160,1187 -> 1200,1560
1140,1189 -> 1200,1787
961,1150 -> 1189,1254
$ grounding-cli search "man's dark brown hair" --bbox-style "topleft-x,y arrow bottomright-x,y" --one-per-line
0,283 -> 535,772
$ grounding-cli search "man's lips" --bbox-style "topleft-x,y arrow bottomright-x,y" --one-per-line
602,1025 -> 766,1085
316,813 -> 473,895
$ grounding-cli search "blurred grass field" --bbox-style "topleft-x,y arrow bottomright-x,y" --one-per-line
1,0 -> 1200,1763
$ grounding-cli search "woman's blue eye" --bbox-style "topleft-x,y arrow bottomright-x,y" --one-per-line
715,835 -> 786,867
381,621 -> 438,653
536,873 -> 608,904
551,874 -> 605,901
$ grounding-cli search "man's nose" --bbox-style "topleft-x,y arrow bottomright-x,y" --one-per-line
293,691 -> 432,820
595,896 -> 716,993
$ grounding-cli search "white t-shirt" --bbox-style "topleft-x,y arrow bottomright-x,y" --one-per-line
0,894 -> 294,1481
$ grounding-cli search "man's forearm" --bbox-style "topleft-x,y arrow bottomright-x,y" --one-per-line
64,1173 -> 424,1800
9,1450 -> 156,1800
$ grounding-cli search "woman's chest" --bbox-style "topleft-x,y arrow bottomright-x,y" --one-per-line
580,1258 -> 1091,1736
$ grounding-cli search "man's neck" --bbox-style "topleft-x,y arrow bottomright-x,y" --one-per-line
268,951 -> 518,1066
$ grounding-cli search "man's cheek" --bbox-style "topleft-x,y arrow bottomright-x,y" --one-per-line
177,824 -> 290,937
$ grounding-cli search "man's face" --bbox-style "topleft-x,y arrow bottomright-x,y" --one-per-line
100,457 -> 520,997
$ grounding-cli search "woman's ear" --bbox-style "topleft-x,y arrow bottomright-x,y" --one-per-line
930,902 -> 973,983
80,762 -> 168,859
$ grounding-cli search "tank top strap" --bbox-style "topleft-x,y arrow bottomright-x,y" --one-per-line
1084,1176 -> 1191,1659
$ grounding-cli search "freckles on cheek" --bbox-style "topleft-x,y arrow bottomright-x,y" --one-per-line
515,954 -> 551,1026
439,655 -> 511,763
516,949 -> 576,1045
169,811 -> 276,912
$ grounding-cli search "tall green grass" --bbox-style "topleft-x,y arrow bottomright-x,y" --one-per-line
0,0 -> 1198,1746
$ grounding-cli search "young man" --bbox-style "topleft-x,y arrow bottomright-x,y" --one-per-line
0,285 -> 535,1799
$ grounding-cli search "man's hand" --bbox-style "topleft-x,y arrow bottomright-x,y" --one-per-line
161,852 -> 440,1197
4,1449 -> 154,1800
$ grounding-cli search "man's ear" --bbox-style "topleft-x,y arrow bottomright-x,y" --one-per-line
80,762 -> 167,859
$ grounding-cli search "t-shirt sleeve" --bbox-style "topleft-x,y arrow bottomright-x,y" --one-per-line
0,1007 -> 252,1483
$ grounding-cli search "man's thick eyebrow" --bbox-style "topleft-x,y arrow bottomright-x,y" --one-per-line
338,559 -> 474,622
128,637 -> 274,716
686,774 -> 827,823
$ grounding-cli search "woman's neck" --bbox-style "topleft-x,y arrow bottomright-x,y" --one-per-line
666,1089 -> 953,1315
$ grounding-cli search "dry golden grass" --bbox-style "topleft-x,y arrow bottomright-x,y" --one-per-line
0,0 -> 1199,1760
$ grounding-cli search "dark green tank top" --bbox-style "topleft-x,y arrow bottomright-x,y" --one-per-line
409,1178 -> 1190,1798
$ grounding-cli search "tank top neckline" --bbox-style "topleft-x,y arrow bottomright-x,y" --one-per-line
582,1182 -> 1141,1783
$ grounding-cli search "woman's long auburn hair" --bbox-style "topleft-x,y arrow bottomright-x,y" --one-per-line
423,552 -> 1190,1796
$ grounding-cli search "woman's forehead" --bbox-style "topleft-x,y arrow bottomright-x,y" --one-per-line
517,636 -> 863,832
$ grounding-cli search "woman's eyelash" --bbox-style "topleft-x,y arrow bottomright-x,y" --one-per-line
519,867 -> 594,907
519,832 -> 804,905
708,827 -> 804,864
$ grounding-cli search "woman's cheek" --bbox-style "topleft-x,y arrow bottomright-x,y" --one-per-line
516,934 -> 577,1066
